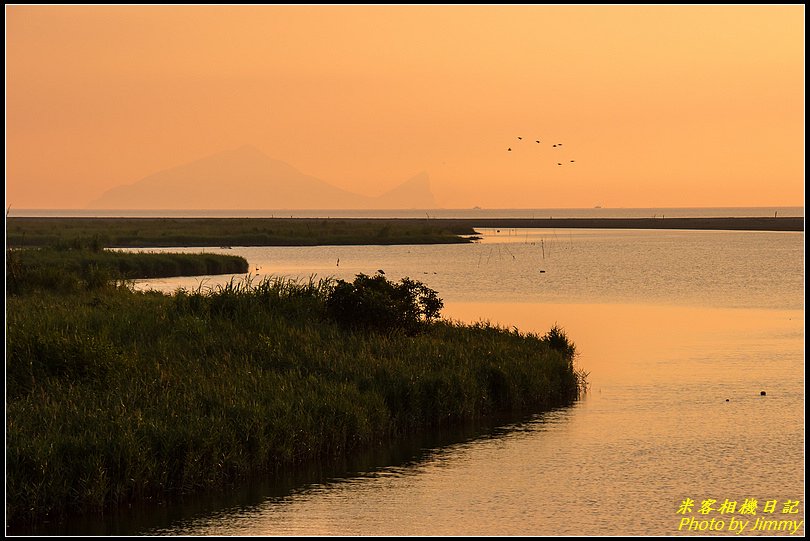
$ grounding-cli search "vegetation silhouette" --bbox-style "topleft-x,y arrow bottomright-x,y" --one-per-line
6,237 -> 585,527
326,272 -> 443,335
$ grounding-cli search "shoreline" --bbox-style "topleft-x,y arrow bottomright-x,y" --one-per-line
6,216 -> 804,247
406,216 -> 804,232
6,276 -> 583,527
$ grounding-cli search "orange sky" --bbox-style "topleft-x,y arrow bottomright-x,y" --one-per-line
5,4 -> 805,209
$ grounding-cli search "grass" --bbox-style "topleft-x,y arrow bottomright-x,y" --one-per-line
5,228 -> 585,527
6,217 -> 479,248
6,247 -> 249,295
6,273 -> 586,526
6,216 -> 802,251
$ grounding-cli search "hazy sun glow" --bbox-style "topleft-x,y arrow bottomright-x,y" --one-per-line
5,4 -> 805,209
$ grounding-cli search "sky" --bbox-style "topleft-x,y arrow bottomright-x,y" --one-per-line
5,4 -> 805,210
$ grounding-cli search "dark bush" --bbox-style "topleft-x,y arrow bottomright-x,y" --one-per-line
540,325 -> 576,359
325,272 -> 443,334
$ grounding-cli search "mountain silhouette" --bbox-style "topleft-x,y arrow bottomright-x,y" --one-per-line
372,171 -> 436,208
88,145 -> 437,209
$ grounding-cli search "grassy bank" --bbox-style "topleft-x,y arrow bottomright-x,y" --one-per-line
6,247 -> 249,295
6,217 -> 479,248
6,274 -> 585,525
6,217 -> 802,251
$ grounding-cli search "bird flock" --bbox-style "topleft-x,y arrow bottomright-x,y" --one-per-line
507,136 -> 576,166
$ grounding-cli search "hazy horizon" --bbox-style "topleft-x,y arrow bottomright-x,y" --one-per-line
6,5 -> 804,209
7,205 -> 803,221
82,145 -> 439,210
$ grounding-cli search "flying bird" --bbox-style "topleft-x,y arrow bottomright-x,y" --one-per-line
517,136 -> 523,140
508,147 -> 512,151
535,140 -> 541,143
553,144 -> 557,148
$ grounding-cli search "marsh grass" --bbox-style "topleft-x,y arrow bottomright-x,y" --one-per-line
6,272 -> 585,525
6,217 -> 478,248
7,247 -> 249,294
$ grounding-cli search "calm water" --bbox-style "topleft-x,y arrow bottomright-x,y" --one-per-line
33,228 -> 807,535
130,228 -> 803,311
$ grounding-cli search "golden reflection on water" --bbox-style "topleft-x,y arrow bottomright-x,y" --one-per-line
444,301 -> 802,387
159,301 -> 803,536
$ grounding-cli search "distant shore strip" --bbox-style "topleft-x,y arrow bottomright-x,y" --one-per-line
6,216 -> 802,250
435,216 -> 803,232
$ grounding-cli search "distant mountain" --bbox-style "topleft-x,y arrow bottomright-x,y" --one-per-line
88,145 -> 437,209
372,171 -> 436,209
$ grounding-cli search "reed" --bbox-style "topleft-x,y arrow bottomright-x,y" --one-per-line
6,274 -> 585,525
7,247 -> 249,294
6,217 -> 478,248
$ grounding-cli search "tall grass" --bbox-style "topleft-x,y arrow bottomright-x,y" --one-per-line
7,247 -> 249,294
6,275 -> 585,525
6,217 -> 479,248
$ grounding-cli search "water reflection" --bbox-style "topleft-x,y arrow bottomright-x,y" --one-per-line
126,229 -> 803,310
143,302 -> 803,536
10,405 -> 579,536
144,406 -> 581,537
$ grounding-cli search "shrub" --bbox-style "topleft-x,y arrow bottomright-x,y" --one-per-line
540,324 -> 577,359
325,272 -> 443,334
